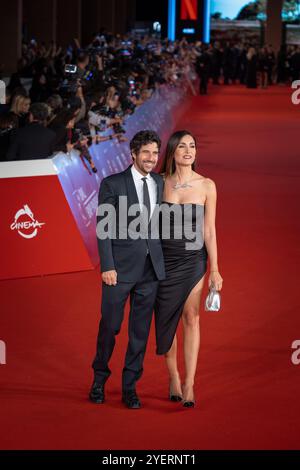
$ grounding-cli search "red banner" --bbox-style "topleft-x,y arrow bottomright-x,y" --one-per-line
180,0 -> 198,20
0,175 -> 93,280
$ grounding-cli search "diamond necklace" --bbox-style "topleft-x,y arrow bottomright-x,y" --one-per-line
172,173 -> 194,190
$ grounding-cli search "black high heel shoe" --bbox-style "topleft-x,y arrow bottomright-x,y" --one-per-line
182,386 -> 195,408
169,392 -> 183,402
182,399 -> 195,408
169,380 -> 182,402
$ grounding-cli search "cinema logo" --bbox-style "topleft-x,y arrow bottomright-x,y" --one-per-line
291,340 -> 300,365
291,80 -> 300,105
0,340 -> 6,365
10,204 -> 45,239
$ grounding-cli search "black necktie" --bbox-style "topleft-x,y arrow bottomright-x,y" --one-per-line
142,177 -> 151,223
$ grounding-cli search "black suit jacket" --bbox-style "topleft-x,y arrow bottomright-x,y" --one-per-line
6,122 -> 56,161
97,165 -> 166,282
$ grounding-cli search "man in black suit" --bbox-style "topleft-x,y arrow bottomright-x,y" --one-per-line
6,103 -> 55,161
196,47 -> 211,95
89,130 -> 165,409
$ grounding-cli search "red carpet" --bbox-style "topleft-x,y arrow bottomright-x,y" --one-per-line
1,84 -> 300,450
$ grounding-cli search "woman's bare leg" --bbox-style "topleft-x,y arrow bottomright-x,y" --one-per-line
182,275 -> 206,402
165,335 -> 182,397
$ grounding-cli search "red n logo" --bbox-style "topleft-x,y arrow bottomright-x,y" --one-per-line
180,0 -> 198,20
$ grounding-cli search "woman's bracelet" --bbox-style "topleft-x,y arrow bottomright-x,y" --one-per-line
210,270 -> 219,273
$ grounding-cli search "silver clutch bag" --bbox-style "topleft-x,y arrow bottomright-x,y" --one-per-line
205,286 -> 221,311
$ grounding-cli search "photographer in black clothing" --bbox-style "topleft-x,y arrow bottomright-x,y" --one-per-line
0,113 -> 18,162
196,49 -> 211,95
6,103 -> 55,161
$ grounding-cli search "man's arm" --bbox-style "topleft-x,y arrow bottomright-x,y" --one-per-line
74,85 -> 86,124
96,178 -> 117,284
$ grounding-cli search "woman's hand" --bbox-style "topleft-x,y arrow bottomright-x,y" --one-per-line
208,271 -> 223,291
79,137 -> 88,147
66,142 -> 74,153
117,135 -> 128,143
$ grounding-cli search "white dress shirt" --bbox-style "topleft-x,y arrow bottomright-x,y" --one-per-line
131,164 -> 157,218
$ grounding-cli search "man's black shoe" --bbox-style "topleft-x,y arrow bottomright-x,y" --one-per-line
122,390 -> 141,409
89,382 -> 105,404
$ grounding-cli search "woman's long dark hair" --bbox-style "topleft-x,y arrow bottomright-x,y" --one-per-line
160,130 -> 197,176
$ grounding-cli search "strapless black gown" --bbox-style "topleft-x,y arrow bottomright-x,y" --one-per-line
155,202 -> 208,355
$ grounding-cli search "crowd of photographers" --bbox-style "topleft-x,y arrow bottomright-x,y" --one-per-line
0,34 -> 196,164
1,32 -> 299,164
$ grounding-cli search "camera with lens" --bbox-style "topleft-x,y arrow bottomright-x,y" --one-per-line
71,126 -> 98,174
88,46 -> 104,64
122,98 -> 136,114
113,122 -> 126,134
95,105 -> 126,134
60,64 -> 80,95
72,127 -> 93,148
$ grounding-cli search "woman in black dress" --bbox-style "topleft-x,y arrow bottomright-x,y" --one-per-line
155,130 -> 223,407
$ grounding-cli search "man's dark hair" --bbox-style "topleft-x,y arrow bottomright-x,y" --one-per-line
130,130 -> 161,156
29,103 -> 49,122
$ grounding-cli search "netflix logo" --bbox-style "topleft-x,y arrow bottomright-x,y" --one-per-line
180,0 -> 198,20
